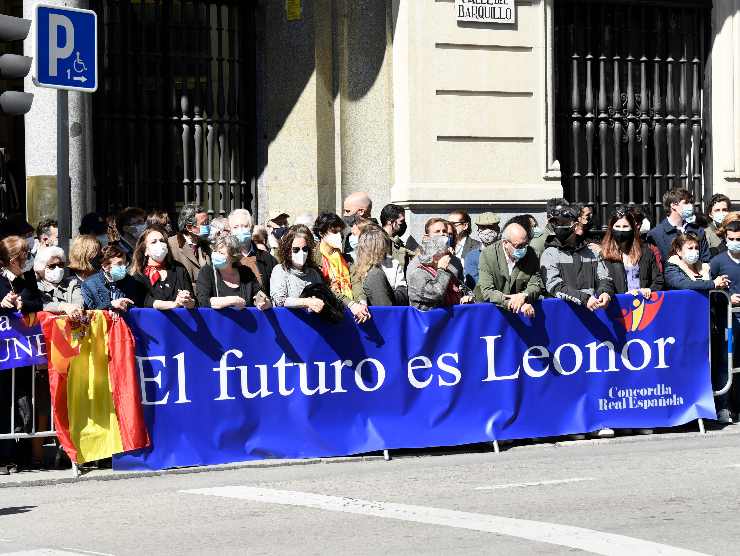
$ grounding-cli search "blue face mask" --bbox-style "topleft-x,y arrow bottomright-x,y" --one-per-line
512,246 -> 527,261
109,264 -> 127,282
728,239 -> 740,253
531,227 -> 543,238
234,230 -> 252,245
348,235 -> 359,250
679,205 -> 694,221
212,252 -> 229,269
199,224 -> 211,237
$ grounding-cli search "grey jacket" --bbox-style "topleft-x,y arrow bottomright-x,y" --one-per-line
540,238 -> 615,305
409,266 -> 454,311
38,275 -> 84,312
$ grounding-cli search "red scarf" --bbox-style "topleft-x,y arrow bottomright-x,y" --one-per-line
419,263 -> 462,307
144,260 -> 164,286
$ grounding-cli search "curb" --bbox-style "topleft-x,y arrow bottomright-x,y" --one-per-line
3,425 -> 739,488
0,455 -> 385,489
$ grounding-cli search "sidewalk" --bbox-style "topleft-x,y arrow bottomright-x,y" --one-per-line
3,425 -> 739,488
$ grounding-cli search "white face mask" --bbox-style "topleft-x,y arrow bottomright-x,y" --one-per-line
21,257 -> 33,273
640,218 -> 651,234
292,250 -> 308,268
147,241 -> 169,262
324,232 -> 343,250
45,266 -> 65,284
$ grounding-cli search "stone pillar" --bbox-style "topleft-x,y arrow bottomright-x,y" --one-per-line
710,1 -> 740,203
260,0 -> 336,223
23,0 -> 93,232
335,0 -> 393,214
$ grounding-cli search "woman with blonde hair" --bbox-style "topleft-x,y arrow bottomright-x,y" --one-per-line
68,234 -> 102,282
351,227 -> 404,306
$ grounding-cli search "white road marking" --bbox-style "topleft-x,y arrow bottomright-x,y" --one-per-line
475,477 -> 596,490
0,551 -> 99,556
61,549 -> 113,556
182,486 -> 709,556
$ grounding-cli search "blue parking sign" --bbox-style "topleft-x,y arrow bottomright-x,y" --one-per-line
34,4 -> 97,92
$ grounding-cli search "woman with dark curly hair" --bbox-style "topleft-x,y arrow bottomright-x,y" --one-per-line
313,212 -> 370,323
270,225 -> 325,312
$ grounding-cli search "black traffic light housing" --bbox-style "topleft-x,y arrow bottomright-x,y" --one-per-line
0,14 -> 33,115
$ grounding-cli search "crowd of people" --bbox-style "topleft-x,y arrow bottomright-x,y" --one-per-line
1,185 -> 738,472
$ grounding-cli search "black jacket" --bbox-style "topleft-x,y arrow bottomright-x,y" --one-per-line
195,263 -> 264,308
603,245 -> 664,294
0,270 -> 42,314
133,262 -> 195,307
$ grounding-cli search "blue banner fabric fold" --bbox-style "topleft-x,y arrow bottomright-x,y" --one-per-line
113,290 -> 714,471
0,312 -> 46,371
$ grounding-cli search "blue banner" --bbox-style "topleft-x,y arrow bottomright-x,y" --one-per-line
0,313 -> 47,371
113,290 -> 714,471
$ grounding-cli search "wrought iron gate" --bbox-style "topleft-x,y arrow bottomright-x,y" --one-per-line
554,0 -> 710,227
91,0 -> 256,216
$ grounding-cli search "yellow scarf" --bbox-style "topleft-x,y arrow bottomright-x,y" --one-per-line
320,241 -> 353,300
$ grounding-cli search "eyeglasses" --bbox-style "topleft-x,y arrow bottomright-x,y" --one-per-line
507,241 -> 528,250
291,246 -> 309,254
449,221 -> 465,227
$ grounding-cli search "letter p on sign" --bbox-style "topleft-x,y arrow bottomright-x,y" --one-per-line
34,4 -> 97,92
48,14 -> 73,77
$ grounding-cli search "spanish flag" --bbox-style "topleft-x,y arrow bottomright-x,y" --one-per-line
37,311 -> 150,464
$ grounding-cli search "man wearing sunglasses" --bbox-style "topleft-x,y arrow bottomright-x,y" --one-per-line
540,207 -> 615,311
531,198 -> 570,258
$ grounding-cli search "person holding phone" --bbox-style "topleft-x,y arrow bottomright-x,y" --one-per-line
196,234 -> 271,310
131,226 -> 196,310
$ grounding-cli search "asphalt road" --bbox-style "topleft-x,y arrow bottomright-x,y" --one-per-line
1,431 -> 740,555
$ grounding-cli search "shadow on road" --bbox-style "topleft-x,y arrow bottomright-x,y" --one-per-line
0,506 -> 35,516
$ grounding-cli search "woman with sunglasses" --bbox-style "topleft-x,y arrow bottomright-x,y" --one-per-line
196,234 -> 271,310
34,246 -> 84,315
270,225 -> 326,313
600,208 -> 664,298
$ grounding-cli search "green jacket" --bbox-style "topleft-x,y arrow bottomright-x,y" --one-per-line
474,241 -> 543,309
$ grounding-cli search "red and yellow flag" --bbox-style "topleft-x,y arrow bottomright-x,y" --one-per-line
38,311 -> 150,464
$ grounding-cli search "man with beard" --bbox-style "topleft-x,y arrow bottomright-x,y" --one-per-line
540,205 -> 614,310
380,203 -> 415,271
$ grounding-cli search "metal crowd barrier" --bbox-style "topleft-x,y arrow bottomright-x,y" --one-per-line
697,290 -> 740,434
0,365 -> 56,441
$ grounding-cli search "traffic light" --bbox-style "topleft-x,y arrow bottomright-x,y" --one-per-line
0,14 -> 32,115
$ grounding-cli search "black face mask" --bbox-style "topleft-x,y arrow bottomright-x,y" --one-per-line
612,229 -> 635,245
396,222 -> 407,238
273,227 -> 288,240
581,220 -> 593,232
91,254 -> 102,271
554,226 -> 575,244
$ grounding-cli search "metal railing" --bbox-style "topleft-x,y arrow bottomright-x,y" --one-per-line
0,365 -> 56,441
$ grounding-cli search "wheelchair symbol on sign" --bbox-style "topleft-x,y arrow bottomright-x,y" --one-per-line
65,51 -> 88,83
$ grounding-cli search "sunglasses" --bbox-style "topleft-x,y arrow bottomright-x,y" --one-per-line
549,207 -> 578,220
291,246 -> 309,254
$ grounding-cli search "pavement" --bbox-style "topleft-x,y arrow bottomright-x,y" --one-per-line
1,426 -> 740,555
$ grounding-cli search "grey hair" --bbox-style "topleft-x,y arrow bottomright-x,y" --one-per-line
418,236 -> 449,265
34,246 -> 65,273
209,217 -> 230,242
227,208 -> 252,228
211,233 -> 241,261
178,203 -> 206,232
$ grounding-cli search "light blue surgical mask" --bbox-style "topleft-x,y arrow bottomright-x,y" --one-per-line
108,264 -> 128,282
234,230 -> 252,245
531,226 -> 543,238
727,239 -> 740,253
683,250 -> 700,265
199,224 -> 211,237
512,246 -> 527,261
680,205 -> 694,221
348,235 -> 359,250
212,252 -> 228,269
